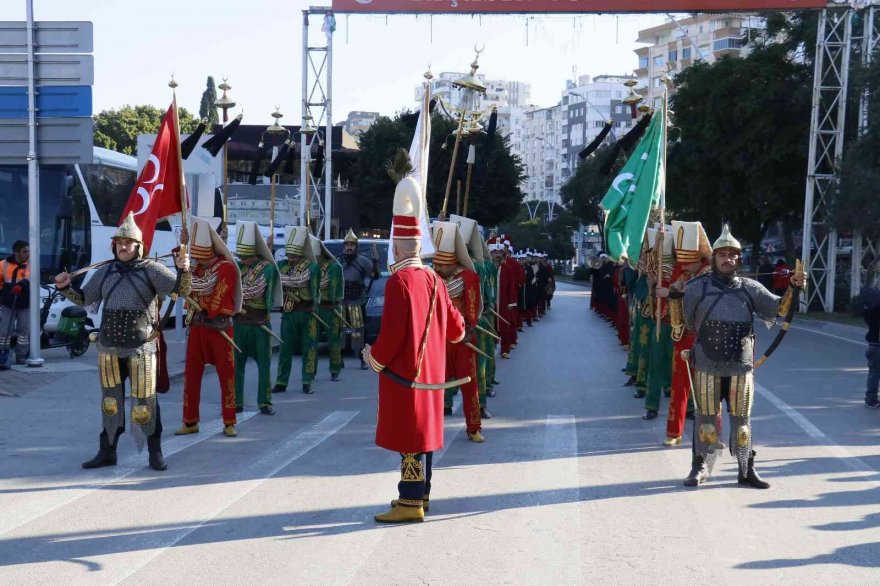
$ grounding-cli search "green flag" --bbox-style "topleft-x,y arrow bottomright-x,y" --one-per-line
599,102 -> 665,267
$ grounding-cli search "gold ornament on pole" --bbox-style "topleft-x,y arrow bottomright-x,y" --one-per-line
300,115 -> 317,232
214,77 -> 236,226
440,45 -> 488,220
266,107 -> 290,244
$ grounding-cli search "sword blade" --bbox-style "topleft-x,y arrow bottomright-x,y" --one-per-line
260,325 -> 283,344
219,330 -> 243,354
474,324 -> 501,341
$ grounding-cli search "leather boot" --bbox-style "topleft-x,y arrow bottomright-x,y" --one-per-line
147,436 -> 167,471
738,450 -> 770,489
82,431 -> 117,469
374,504 -> 424,523
683,454 -> 709,487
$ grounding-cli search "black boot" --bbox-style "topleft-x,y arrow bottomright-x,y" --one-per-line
683,454 -> 709,487
147,436 -> 167,471
82,431 -> 118,469
272,384 -> 287,394
738,450 -> 770,489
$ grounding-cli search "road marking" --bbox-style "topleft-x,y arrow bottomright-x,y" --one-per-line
0,411 -> 259,537
756,383 -> 880,485
790,324 -> 866,346
538,415 -> 583,584
114,410 -> 359,585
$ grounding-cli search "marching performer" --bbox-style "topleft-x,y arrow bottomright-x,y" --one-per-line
658,220 -> 711,446
433,220 -> 485,442
498,237 -> 520,358
450,214 -> 495,419
234,221 -> 281,414
483,238 -> 501,395
338,228 -> 380,370
274,226 -> 320,395
314,235 -> 345,382
176,217 -> 242,437
365,177 -> 466,523
54,213 -> 191,471
626,238 -> 654,397
643,226 -> 674,421
682,224 -> 805,488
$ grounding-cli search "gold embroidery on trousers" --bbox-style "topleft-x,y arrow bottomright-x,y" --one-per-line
401,453 -> 424,482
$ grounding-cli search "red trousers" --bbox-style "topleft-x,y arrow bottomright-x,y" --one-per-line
183,323 -> 237,426
499,306 -> 517,353
447,339 -> 481,434
666,332 -> 695,438
615,297 -> 630,346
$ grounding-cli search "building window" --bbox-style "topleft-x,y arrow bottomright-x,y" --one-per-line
713,37 -> 742,51
653,55 -> 665,67
682,47 -> 692,60
669,49 -> 678,62
638,56 -> 649,69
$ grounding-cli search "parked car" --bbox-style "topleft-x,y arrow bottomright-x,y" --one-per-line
323,239 -> 389,344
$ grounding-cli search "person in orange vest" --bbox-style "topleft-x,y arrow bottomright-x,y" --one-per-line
0,241 -> 31,369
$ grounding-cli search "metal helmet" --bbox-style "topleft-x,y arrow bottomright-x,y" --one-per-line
712,223 -> 742,252
112,212 -> 144,257
343,228 -> 358,244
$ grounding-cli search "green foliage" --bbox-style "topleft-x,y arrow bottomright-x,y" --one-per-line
199,76 -> 219,124
572,265 -> 590,281
497,205 -> 577,260
93,104 -> 200,155
350,110 -> 525,228
666,43 -> 811,261
559,144 -> 625,227
835,49 -> 880,243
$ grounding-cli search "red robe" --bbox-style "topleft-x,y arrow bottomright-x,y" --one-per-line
666,260 -> 710,439
371,264 -> 466,453
498,257 -> 520,353
183,258 -> 239,426
446,267 -> 483,434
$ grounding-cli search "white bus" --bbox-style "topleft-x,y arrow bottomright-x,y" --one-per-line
0,147 -> 181,331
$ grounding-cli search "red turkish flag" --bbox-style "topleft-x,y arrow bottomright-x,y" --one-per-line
118,102 -> 187,254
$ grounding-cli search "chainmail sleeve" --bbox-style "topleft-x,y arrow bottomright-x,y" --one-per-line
683,275 -> 706,333
743,278 -> 781,323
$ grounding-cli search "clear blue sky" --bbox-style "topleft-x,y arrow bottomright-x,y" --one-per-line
2,1 -> 666,125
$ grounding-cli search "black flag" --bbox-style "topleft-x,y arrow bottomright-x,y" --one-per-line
180,119 -> 207,160
201,113 -> 243,157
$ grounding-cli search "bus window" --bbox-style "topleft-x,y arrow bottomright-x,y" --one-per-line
80,163 -> 137,227
0,165 -> 91,280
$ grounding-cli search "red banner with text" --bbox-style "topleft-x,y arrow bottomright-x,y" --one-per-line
332,0 -> 827,13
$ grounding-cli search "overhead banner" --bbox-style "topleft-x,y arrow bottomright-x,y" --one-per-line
332,0 -> 827,13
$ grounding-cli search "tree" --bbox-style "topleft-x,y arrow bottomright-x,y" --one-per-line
498,205 -> 577,260
834,48 -> 880,285
199,76 -> 219,124
93,105 -> 200,155
560,144 -> 626,231
350,110 -> 525,229
666,43 -> 812,265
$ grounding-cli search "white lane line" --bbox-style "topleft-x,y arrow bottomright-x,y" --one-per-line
756,383 -> 880,485
539,415 -> 582,584
115,410 -> 359,585
0,410 -> 259,537
790,324 -> 866,346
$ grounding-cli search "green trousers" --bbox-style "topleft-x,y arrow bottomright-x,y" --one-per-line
275,311 -> 318,387
624,300 -> 639,377
234,323 -> 272,408
645,321 -> 673,411
317,307 -> 343,375
477,324 -> 496,407
634,312 -> 654,392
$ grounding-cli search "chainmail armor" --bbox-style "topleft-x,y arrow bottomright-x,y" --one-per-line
684,273 -> 781,376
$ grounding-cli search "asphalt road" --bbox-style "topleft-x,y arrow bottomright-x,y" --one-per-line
0,282 -> 877,585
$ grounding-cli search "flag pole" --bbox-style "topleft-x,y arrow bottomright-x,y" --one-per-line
169,76 -> 188,253
655,76 -> 670,340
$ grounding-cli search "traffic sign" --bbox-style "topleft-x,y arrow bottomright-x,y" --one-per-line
0,85 -> 92,118
0,21 -> 93,53
0,54 -> 94,86
0,117 -> 93,164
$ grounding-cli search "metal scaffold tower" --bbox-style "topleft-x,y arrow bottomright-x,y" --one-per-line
802,4 -> 853,312
851,4 -> 880,297
301,7 -> 335,239
803,2 -> 880,312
